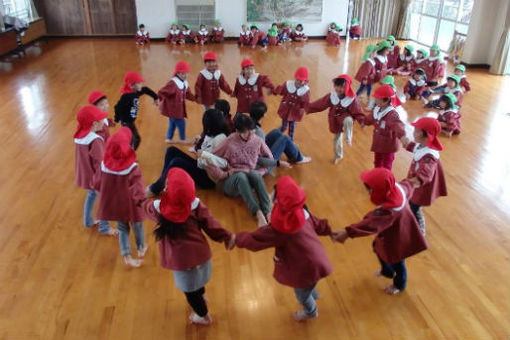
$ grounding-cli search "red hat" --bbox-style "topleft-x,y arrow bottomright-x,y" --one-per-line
174,61 -> 191,74
360,168 -> 403,209
160,168 -> 196,223
88,91 -> 107,105
120,71 -> 145,94
391,95 -> 402,107
411,117 -> 444,151
372,84 -> 395,99
270,176 -> 307,234
334,74 -> 356,97
203,51 -> 217,61
294,67 -> 309,81
103,127 -> 136,171
241,58 -> 254,68
74,105 -> 107,139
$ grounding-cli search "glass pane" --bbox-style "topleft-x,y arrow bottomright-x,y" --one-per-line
410,13 -> 421,41
437,20 -> 456,51
412,1 -> 424,13
456,23 -> 469,35
423,0 -> 440,16
460,0 -> 474,23
418,16 -> 437,46
442,0 -> 459,20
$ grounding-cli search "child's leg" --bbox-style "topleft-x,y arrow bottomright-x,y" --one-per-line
391,260 -> 407,291
382,153 -> 395,170
343,117 -> 354,145
247,171 -> 271,216
185,287 -> 208,317
176,118 -> 186,141
377,256 -> 396,278
167,118 -> 177,140
356,84 -> 366,96
366,84 -> 373,97
125,122 -> 141,150
409,202 -> 426,235
117,221 -> 132,256
83,189 -> 98,227
288,121 -> 296,140
293,283 -> 318,317
222,172 -> 261,215
266,129 -> 304,163
333,133 -> 343,161
132,221 -> 147,257
280,120 -> 288,133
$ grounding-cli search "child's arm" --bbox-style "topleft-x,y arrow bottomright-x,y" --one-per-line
157,82 -> 176,99
185,86 -> 196,102
350,99 -> 366,125
387,114 -> 406,139
235,226 -> 284,251
219,74 -> 233,95
141,199 -> 160,222
232,80 -> 240,98
260,75 -> 275,93
196,202 -> 232,243
128,166 -> 146,207
345,210 -> 394,238
414,155 -> 438,186
403,81 -> 411,94
140,86 -> 158,101
306,93 -> 330,114
461,78 -> 471,92
90,140 -> 105,190
308,213 -> 333,236
194,74 -> 204,104
259,139 -> 274,159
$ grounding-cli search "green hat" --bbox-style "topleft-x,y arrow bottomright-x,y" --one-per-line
268,27 -> 278,37
283,21 -> 290,27
404,44 -> 414,52
431,44 -> 440,51
381,75 -> 395,86
362,44 -> 377,61
455,64 -> 466,72
377,40 -> 391,51
171,22 -> 178,26
442,93 -> 459,110
335,25 -> 343,31
447,74 -> 461,87
417,48 -> 429,58
215,19 -> 221,24
387,35 -> 396,43
415,68 -> 426,76
351,18 -> 359,25
182,23 -> 190,29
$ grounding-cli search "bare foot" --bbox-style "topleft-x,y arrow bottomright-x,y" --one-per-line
332,157 -> 342,164
189,313 -> 212,325
256,210 -> 268,227
137,244 -> 148,258
123,255 -> 142,268
294,310 -> 318,322
101,228 -> 119,237
384,285 -> 401,295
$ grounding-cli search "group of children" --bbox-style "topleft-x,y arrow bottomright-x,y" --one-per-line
73,33 -> 469,325
165,20 -> 226,45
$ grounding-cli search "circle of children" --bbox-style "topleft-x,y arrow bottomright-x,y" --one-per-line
75,26 -> 470,325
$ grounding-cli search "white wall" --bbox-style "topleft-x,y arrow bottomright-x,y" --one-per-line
136,0 -> 349,39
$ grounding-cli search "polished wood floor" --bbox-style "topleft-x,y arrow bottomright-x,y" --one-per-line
1,39 -> 509,340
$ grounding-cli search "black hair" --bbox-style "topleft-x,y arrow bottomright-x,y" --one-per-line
271,22 -> 278,27
405,49 -> 412,57
250,25 -> 258,30
202,109 -> 227,137
154,215 -> 198,241
93,96 -> 107,105
415,68 -> 425,76
200,24 -> 205,28
296,24 -> 303,29
214,99 -> 231,117
139,24 -> 145,29
233,113 -> 255,132
377,47 -> 389,55
439,95 -> 453,109
248,101 -> 267,126
333,77 -> 347,87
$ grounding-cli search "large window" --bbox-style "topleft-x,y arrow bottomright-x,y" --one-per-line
175,0 -> 215,30
0,0 -> 37,21
410,0 -> 473,51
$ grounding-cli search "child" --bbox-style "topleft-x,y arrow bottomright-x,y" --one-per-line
196,24 -> 209,45
178,24 -> 196,44
215,99 -> 234,134
413,49 -> 429,74
424,44 -> 443,87
268,26 -> 280,46
437,93 -> 461,136
88,90 -> 114,141
195,52 -> 232,111
363,85 -> 406,170
114,71 -> 158,150
273,67 -> 310,140
366,75 -> 405,112
401,117 -> 447,235
355,44 -> 377,98
158,61 -> 196,144
96,127 -> 148,267
332,168 -> 428,295
374,40 -> 391,83
422,74 -> 463,108
279,21 -> 292,42
166,22 -> 180,44
234,176 -> 334,321
395,45 -> 415,76
349,18 -> 362,39
404,68 -> 427,100
135,24 -> 150,45
210,19 -> 224,43
326,22 -> 342,46
250,25 -> 268,48
386,36 -> 400,73
238,24 -> 252,46
454,64 -> 471,93
292,24 -> 307,42
143,168 -> 234,325
74,105 -> 116,236
232,58 -> 274,113
307,75 -> 365,163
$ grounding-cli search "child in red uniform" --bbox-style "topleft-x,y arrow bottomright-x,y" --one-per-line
308,75 -> 365,163
88,91 -> 115,142
403,68 -> 427,100
250,25 -> 268,48
238,24 -> 252,46
273,67 -> 310,140
395,45 -> 415,76
267,27 -> 280,46
424,45 -> 442,87
280,22 -> 292,42
326,22 -> 342,45
386,36 -> 400,74
374,40 -> 391,83
413,49 -> 428,74
166,23 -> 180,44
422,74 -> 463,108
332,168 -> 428,295
349,18 -> 362,39
178,24 -> 196,44
196,24 -> 209,45
401,117 -> 447,235
195,52 -> 232,110
437,93 -> 461,136
355,44 -> 377,98
454,65 -> 471,93
74,105 -> 116,236
210,19 -> 224,43
135,24 -> 150,45
143,168 -> 233,325
292,24 -> 307,41
364,85 -> 406,170
234,176 -> 334,321
96,127 -> 148,267
232,58 -> 274,113
158,61 -> 196,144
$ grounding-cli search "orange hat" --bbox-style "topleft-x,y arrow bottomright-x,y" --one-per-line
88,91 -> 107,105
74,105 -> 107,139
160,168 -> 196,223
103,127 -> 136,171
241,58 -> 254,68
174,61 -> 191,74
360,168 -> 403,209
334,74 -> 356,97
411,117 -> 444,151
203,51 -> 217,61
294,67 -> 309,81
372,84 -> 395,99
120,71 -> 145,94
270,176 -> 307,234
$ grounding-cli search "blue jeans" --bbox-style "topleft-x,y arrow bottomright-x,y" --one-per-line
167,118 -> 186,140
266,129 -> 303,163
356,84 -> 372,96
378,256 -> 407,290
117,221 -> 145,256
83,189 -> 111,233
293,283 -> 319,316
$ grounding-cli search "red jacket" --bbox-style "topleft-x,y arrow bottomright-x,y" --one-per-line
274,81 -> 310,122
349,25 -> 362,36
355,59 -> 376,84
236,210 -> 333,288
423,57 -> 441,81
308,93 -> 364,134
238,31 -> 252,45
387,45 -> 400,69
459,76 -> 471,92
346,180 -> 428,264
403,79 -> 427,96
166,29 -> 180,43
196,29 -> 209,43
398,54 -> 415,71
178,30 -> 196,42
291,30 -> 307,41
326,28 -> 341,45
195,69 -> 232,106
158,77 -> 195,119
364,106 -> 406,153
438,109 -> 461,134
233,74 -> 274,113
74,133 -> 104,190
135,31 -> 150,44
211,27 -> 224,42
413,57 -> 428,74
251,30 -> 267,46
373,54 -> 388,83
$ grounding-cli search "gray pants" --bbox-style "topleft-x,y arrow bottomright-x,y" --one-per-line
222,171 -> 271,215
333,116 -> 354,159
294,283 -> 319,316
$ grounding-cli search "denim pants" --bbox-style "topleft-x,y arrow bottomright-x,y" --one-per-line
293,282 -> 319,316
222,171 -> 271,215
265,129 -> 303,163
378,256 -> 407,291
356,83 -> 372,96
117,221 -> 145,256
83,189 -> 111,233
167,118 -> 186,140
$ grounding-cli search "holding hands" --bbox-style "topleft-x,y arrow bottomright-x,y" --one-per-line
225,234 -> 236,250
330,229 -> 348,243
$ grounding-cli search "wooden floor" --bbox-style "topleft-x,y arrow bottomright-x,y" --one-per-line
1,39 -> 509,340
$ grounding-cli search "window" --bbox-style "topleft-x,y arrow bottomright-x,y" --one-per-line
410,0 -> 473,51
175,0 -> 215,30
0,0 -> 37,21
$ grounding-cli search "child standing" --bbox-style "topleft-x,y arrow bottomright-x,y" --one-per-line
238,24 -> 252,46
326,22 -> 342,46
166,23 -> 180,44
395,45 -> 415,76
454,65 -> 471,93
386,36 -> 400,73
211,19 -> 225,43
437,93 -> 461,136
250,25 -> 268,48
363,85 -> 406,170
232,58 -> 274,114
349,18 -> 362,39
307,75 -> 365,163
114,71 -> 158,150
158,61 -> 196,144
96,127 -> 148,267
404,68 -> 427,100
234,176 -> 334,321
178,24 -> 196,44
292,24 -> 307,41
196,24 -> 209,45
195,52 -> 232,111
143,168 -> 233,325
88,91 -> 114,141
273,67 -> 310,140
332,168 -> 428,295
401,117 -> 447,235
355,44 -> 377,98
374,40 -> 391,83
74,105 -> 116,236
135,24 -> 150,45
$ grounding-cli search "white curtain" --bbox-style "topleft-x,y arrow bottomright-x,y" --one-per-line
353,0 -> 401,38
396,0 -> 412,39
489,2 -> 510,75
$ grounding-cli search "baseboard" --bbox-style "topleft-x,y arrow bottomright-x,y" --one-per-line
461,62 -> 490,69
46,34 -> 133,39
132,35 -> 336,42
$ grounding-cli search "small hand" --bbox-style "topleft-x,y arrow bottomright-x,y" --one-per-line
226,234 -> 236,250
279,160 -> 292,169
153,99 -> 159,106
400,136 -> 411,147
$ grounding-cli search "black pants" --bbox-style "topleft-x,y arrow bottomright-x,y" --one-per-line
378,256 -> 407,290
121,121 -> 141,150
184,287 -> 208,317
409,202 -> 426,234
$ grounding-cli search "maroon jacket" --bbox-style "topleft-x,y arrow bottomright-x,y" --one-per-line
74,133 -> 104,190
158,77 -> 196,119
423,57 -> 441,81
364,106 -> 405,153
326,29 -> 341,45
459,76 -> 471,92
274,81 -> 310,122
233,74 -> 274,113
251,30 -> 267,47
238,30 -> 252,45
373,54 -> 388,83
195,69 -> 232,106
349,25 -> 362,36
403,79 -> 428,97
355,59 -> 376,85
211,27 -> 225,42
308,93 -> 365,134
387,45 -> 401,70
236,210 -> 333,288
438,109 -> 461,134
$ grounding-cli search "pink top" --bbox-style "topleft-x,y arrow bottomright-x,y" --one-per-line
74,132 -> 104,190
